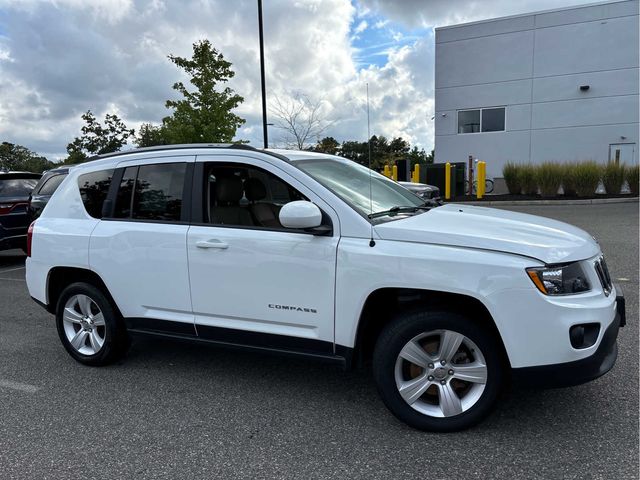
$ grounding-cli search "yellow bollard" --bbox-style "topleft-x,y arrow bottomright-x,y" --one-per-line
477,161 -> 487,199
445,162 -> 451,200
383,165 -> 391,178
481,161 -> 487,197
392,165 -> 398,181
413,164 -> 420,183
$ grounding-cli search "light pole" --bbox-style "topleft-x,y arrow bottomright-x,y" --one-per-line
257,0 -> 268,149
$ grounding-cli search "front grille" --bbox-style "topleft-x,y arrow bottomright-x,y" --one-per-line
594,256 -> 612,296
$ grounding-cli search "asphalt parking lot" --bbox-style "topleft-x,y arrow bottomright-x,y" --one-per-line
0,202 -> 637,479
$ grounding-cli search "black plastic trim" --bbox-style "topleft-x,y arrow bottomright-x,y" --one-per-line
512,307 -> 623,388
86,143 -> 261,162
125,317 -> 197,336
190,162 -> 205,224
103,168 -> 124,218
123,318 -> 347,366
335,344 -> 354,369
180,163 -> 194,223
196,324 -> 332,355
615,283 -> 626,327
30,296 -> 48,311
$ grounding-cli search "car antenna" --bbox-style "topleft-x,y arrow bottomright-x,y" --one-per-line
367,83 -> 375,247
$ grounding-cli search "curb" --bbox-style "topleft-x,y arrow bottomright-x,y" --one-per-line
453,197 -> 639,206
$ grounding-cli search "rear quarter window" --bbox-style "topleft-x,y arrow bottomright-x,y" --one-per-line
78,169 -> 114,218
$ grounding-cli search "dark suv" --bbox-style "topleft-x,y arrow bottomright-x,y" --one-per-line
0,171 -> 41,251
28,167 -> 69,221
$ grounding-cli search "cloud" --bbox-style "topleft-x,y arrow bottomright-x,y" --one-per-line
373,19 -> 389,29
358,0 -> 599,28
354,19 -> 368,34
0,0 -> 437,159
0,0 -> 597,160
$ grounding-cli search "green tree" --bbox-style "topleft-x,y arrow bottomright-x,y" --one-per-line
406,146 -> 433,168
162,39 -> 245,143
66,110 -> 134,164
388,137 -> 410,161
369,135 -> 388,168
0,142 -> 55,173
135,123 -> 167,148
340,140 -> 368,165
314,136 -> 340,155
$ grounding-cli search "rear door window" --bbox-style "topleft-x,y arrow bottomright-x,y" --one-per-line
113,163 -> 186,222
78,169 -> 114,219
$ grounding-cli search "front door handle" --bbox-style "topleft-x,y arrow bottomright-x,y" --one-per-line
196,239 -> 229,249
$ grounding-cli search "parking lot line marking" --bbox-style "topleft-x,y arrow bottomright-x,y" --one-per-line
0,277 -> 25,282
0,379 -> 39,393
0,266 -> 25,274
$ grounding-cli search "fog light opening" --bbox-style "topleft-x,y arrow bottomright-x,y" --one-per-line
569,323 -> 600,349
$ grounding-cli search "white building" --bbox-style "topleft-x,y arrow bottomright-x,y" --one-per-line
434,0 -> 640,179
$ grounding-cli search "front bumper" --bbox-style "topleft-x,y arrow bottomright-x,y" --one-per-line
512,285 -> 625,388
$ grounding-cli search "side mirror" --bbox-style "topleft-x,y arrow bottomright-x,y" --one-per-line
279,200 -> 322,230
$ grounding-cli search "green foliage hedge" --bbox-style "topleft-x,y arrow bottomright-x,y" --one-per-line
627,165 -> 639,196
535,162 -> 564,197
502,161 -> 637,197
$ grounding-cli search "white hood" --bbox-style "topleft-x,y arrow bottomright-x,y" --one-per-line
374,204 -> 600,264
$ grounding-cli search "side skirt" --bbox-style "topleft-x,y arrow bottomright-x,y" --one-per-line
124,318 -> 350,367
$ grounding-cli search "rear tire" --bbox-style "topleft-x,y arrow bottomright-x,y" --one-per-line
55,282 -> 129,366
373,310 -> 504,432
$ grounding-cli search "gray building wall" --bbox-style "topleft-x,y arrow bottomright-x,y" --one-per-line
434,0 -> 640,178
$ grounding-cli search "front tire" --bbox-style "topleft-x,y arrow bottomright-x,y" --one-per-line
55,282 -> 129,366
373,310 -> 504,431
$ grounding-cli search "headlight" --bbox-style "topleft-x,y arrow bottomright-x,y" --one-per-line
526,263 -> 590,295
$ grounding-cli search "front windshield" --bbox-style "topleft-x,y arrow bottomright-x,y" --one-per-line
293,158 -> 424,220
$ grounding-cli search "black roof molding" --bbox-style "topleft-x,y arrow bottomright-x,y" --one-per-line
87,143 -> 259,162
84,143 -> 293,164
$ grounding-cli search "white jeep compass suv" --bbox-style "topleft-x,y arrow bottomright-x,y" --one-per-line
26,144 -> 625,431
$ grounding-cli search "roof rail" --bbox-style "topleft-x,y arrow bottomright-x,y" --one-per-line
86,143 -> 258,162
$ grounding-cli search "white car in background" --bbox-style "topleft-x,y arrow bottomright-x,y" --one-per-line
25,144 -> 625,432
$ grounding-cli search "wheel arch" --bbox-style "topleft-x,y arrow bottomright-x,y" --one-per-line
352,287 -> 511,370
46,266 -> 120,316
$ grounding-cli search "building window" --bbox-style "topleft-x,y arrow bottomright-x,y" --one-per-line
458,107 -> 505,134
481,108 -> 505,132
458,110 -> 480,133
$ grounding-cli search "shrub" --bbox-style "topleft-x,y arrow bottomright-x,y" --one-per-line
626,164 -> 639,196
602,162 -> 626,195
561,162 -> 577,196
574,161 -> 602,197
502,162 -> 522,194
535,162 -> 563,197
519,164 -> 538,195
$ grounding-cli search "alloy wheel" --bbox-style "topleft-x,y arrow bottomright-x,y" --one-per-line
62,294 -> 106,355
394,329 -> 488,418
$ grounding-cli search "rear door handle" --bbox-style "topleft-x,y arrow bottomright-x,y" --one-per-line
196,239 -> 229,249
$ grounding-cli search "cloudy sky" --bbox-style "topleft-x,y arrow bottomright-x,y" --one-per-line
0,0 -> 598,160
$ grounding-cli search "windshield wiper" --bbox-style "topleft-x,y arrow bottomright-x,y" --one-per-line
368,205 -> 432,219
